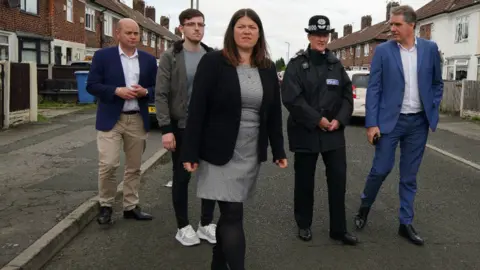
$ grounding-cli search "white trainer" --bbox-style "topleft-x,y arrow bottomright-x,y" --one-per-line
164,180 -> 173,187
175,225 -> 201,246
197,222 -> 217,244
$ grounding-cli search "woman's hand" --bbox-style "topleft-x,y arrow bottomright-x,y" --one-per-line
275,159 -> 288,168
183,162 -> 199,172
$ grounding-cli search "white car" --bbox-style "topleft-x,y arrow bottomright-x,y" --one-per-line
346,70 -> 370,118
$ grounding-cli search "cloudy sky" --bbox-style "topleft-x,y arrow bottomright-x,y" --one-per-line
126,0 -> 429,61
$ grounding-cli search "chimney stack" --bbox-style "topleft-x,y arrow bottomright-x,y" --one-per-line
160,16 -> 170,29
331,31 -> 338,41
386,1 -> 400,21
361,15 -> 372,30
343,24 -> 352,36
132,0 -> 145,15
145,6 -> 156,21
174,27 -> 182,38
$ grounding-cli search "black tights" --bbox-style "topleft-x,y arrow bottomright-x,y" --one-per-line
211,201 -> 245,270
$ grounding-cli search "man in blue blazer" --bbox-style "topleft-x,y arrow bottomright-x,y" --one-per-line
87,18 -> 157,225
354,5 -> 443,245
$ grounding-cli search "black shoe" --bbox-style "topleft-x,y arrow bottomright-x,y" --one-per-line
330,232 -> 358,246
97,206 -> 113,225
298,228 -> 312,241
123,206 -> 153,220
354,206 -> 370,230
398,224 -> 424,246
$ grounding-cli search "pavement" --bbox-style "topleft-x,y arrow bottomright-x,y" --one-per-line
41,114 -> 480,270
0,108 -> 167,269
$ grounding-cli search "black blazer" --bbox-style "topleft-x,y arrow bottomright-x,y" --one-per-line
181,50 -> 286,166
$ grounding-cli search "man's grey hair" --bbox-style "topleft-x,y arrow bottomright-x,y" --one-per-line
391,5 -> 417,25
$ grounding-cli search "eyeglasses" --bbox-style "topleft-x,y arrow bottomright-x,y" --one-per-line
183,22 -> 206,28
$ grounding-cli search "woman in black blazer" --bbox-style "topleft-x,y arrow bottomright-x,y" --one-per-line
181,8 -> 287,270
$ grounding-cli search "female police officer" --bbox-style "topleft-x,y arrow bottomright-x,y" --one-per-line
281,15 -> 357,245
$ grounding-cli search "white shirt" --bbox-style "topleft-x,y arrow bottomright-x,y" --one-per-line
119,46 -> 140,112
398,38 -> 423,114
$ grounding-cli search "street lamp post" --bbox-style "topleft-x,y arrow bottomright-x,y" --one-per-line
190,0 -> 198,9
285,41 -> 290,62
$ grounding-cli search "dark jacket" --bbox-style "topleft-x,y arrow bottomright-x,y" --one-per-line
155,40 -> 214,134
281,48 -> 353,153
86,46 -> 157,132
180,50 -> 287,166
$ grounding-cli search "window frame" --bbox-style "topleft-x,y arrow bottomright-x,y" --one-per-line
104,14 -> 113,36
66,0 -> 73,23
150,34 -> 156,48
18,38 -> 51,65
455,15 -> 469,43
20,0 -> 38,15
85,7 -> 95,32
142,31 -> 148,46
0,35 -> 9,61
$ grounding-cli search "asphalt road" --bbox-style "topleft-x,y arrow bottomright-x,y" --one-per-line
42,117 -> 480,270
0,110 -> 163,267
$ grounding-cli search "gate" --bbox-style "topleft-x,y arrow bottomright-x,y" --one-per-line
9,63 -> 30,112
0,62 -> 4,129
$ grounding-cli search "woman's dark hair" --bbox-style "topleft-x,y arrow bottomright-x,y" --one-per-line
222,8 -> 271,69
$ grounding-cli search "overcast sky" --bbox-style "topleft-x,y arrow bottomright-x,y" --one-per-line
125,0 -> 430,61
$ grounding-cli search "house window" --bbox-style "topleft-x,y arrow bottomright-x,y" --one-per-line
142,31 -> 148,46
0,35 -> 8,61
19,39 -> 50,65
364,43 -> 369,56
85,7 -> 95,31
419,23 -> 432,40
477,57 -> 480,81
341,49 -> 346,59
455,16 -> 469,43
151,34 -> 156,48
104,14 -> 113,36
20,0 -> 38,14
356,45 -> 361,58
66,0 -> 73,22
445,59 -> 468,80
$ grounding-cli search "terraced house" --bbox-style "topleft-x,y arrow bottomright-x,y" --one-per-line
0,0 -> 181,65
327,2 -> 400,70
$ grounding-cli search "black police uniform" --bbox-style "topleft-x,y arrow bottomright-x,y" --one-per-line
281,15 -> 357,245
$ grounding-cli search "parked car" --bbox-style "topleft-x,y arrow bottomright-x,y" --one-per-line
346,70 -> 370,118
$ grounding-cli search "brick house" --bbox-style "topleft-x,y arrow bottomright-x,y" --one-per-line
327,2 -> 400,70
0,0 -> 52,63
0,0 -> 180,65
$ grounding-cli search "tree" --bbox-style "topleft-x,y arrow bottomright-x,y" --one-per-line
275,57 -> 286,71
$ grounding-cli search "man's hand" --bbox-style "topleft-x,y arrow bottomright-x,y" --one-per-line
275,159 -> 288,168
162,133 -> 176,151
183,162 -> 198,172
366,126 -> 381,145
115,87 -> 137,100
318,117 -> 330,131
328,119 -> 340,132
131,84 -> 148,97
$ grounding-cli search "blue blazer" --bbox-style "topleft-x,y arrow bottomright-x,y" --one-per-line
365,38 -> 444,134
86,46 -> 157,132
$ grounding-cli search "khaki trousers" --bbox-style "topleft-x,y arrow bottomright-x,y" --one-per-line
97,113 -> 147,210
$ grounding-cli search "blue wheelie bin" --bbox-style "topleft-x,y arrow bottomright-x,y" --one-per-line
75,71 -> 95,104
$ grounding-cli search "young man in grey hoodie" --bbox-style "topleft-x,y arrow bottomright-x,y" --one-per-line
155,8 -> 216,247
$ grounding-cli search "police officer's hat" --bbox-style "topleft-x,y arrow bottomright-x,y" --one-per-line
304,15 -> 334,35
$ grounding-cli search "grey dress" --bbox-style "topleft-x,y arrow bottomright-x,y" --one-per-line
195,64 -> 263,202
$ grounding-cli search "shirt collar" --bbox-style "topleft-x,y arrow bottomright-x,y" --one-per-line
118,46 -> 138,58
397,37 -> 417,51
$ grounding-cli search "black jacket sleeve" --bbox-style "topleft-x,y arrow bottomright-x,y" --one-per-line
180,52 -> 216,163
335,67 -> 354,126
281,60 -> 322,131
267,65 -> 287,161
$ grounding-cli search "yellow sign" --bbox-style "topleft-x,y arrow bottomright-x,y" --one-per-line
148,106 -> 156,113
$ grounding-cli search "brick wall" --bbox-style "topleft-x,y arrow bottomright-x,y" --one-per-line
137,30 -> 159,58
0,0 -> 50,36
85,11 -> 119,49
338,41 -> 381,68
53,0 -> 85,43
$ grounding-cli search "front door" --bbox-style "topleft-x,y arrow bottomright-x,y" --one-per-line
54,46 -> 62,65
